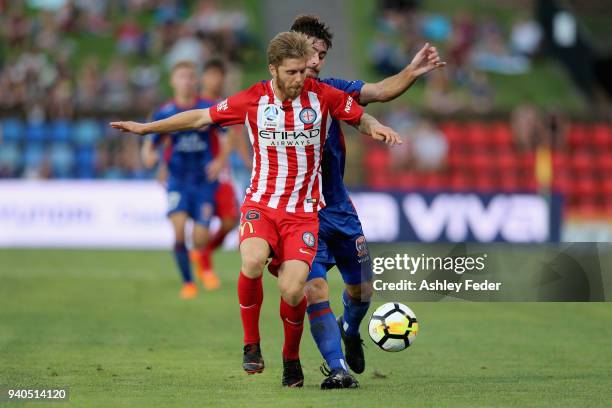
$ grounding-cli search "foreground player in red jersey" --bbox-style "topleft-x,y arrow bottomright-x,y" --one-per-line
111,31 -> 400,387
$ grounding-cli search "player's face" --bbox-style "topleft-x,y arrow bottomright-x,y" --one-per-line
171,66 -> 197,99
272,58 -> 307,100
201,67 -> 224,97
305,38 -> 328,78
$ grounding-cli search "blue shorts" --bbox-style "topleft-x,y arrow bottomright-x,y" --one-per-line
167,180 -> 216,227
308,199 -> 372,285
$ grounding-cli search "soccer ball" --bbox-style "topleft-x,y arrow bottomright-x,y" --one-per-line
368,302 -> 418,352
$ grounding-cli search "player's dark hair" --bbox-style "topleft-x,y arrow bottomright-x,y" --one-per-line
290,14 -> 333,49
203,58 -> 226,74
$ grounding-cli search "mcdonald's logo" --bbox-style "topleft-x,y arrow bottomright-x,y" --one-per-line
240,221 -> 254,236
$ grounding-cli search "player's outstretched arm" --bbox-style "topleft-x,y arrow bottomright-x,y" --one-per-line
110,109 -> 213,135
355,113 -> 402,146
359,43 -> 446,104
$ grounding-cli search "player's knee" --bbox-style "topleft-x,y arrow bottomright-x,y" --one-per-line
192,234 -> 208,249
280,284 -> 306,306
241,254 -> 266,277
278,279 -> 306,305
304,278 -> 329,304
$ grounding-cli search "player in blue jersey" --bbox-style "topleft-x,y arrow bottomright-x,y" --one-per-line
141,61 -> 228,299
290,15 -> 445,388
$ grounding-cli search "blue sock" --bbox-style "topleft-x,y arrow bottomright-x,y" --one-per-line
342,290 -> 370,337
307,301 -> 348,372
173,242 -> 192,283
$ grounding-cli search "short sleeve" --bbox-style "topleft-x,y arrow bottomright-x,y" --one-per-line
320,83 -> 364,126
320,77 -> 365,99
209,89 -> 250,127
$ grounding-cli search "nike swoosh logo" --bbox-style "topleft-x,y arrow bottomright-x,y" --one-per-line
240,304 -> 257,309
284,318 -> 303,326
299,249 -> 312,255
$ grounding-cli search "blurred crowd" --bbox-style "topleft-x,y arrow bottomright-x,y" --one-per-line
363,0 -> 557,173
0,0 -> 606,202
0,0 -> 251,117
381,103 -> 571,174
371,0 -> 541,114
0,0 -> 253,179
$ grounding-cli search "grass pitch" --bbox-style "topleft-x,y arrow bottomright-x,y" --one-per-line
1,249 -> 611,407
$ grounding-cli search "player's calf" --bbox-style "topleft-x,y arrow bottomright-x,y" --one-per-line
346,280 -> 374,302
338,315 -> 366,374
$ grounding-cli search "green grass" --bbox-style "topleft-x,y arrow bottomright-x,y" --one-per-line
1,249 -> 611,407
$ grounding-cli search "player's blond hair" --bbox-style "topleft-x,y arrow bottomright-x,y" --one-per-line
267,31 -> 313,67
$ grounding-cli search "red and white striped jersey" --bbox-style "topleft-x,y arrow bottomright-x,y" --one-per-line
209,78 -> 363,213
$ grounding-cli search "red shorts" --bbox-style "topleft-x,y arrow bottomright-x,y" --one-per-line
215,182 -> 239,220
239,201 -> 319,276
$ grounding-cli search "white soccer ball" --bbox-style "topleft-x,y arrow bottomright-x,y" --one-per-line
368,302 -> 418,352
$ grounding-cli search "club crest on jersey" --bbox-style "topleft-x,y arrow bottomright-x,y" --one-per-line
302,232 -> 316,247
299,108 -> 317,125
263,104 -> 280,129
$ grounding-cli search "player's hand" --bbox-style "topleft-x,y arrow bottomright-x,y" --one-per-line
110,121 -> 148,135
371,124 -> 402,146
409,43 -> 446,77
206,158 -> 225,181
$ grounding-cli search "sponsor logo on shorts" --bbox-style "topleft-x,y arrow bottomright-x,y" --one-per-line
239,221 -> 254,236
302,232 -> 315,247
299,107 -> 317,124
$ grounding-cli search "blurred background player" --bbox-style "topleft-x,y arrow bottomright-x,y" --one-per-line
156,60 -> 251,288
289,15 -> 445,388
191,59 -> 244,288
141,61 -> 227,298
